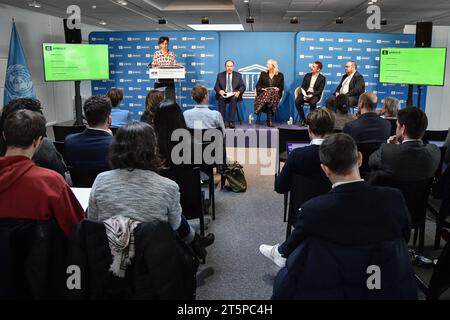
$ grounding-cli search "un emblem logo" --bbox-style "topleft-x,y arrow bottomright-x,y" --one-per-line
5,64 -> 33,99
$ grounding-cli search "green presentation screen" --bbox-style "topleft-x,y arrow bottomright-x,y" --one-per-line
42,43 -> 109,81
379,47 -> 446,86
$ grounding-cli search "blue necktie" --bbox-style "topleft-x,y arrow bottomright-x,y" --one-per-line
227,73 -> 232,92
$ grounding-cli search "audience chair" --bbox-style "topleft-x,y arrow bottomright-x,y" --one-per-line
285,174 -> 331,239
53,141 -> 67,163
69,167 -> 103,188
415,240 -> 450,299
374,176 -> 434,253
53,125 -> 86,142
423,130 -> 448,143
357,141 -> 382,178
160,165 -> 207,236
277,128 -> 311,222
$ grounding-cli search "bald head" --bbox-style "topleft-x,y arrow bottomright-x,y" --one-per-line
358,92 -> 378,112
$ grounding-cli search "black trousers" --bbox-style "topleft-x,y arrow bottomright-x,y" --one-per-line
218,96 -> 237,123
295,94 -> 319,122
326,94 -> 358,112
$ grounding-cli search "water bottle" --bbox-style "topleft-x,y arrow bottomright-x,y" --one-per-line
288,116 -> 293,126
248,114 -> 253,125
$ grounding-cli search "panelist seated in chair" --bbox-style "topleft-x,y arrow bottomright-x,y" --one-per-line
260,133 -> 412,269
254,59 -> 284,127
65,95 -> 113,173
214,60 -> 245,129
326,61 -> 365,112
295,61 -> 326,126
369,107 -> 440,181
87,122 -> 214,259
184,84 -> 225,131
275,109 -> 335,194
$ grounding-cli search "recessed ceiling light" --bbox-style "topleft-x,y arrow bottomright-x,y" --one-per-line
243,0 -> 250,3
92,5 -> 97,9
28,1 -> 41,8
99,20 -> 107,25
188,24 -> 244,31
118,0 -> 128,5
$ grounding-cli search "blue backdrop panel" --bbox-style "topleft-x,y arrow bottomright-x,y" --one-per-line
220,32 -> 296,123
89,31 -> 219,119
295,32 -> 427,116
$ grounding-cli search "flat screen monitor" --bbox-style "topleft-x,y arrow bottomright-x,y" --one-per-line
379,47 -> 446,86
42,43 -> 109,81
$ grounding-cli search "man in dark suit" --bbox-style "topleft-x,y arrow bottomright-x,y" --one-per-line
214,60 -> 245,129
326,61 -> 365,111
65,95 -> 113,173
343,92 -> 391,143
295,61 -> 326,126
275,108 -> 335,194
260,133 -> 411,267
369,107 -> 440,181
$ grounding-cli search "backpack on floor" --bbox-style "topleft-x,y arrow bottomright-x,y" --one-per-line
222,161 -> 247,192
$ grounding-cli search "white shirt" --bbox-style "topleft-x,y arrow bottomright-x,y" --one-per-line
307,74 -> 319,94
402,138 -> 422,144
340,72 -> 355,94
183,105 -> 225,131
332,179 -> 364,189
310,138 -> 324,146
87,126 -> 113,135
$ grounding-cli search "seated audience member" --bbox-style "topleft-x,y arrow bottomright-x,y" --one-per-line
0,98 -> 66,176
154,101 -> 188,167
65,95 -> 113,172
0,110 -> 84,236
326,61 -> 365,112
107,87 -> 131,128
254,59 -> 284,127
141,89 -> 164,125
334,94 -> 356,131
87,121 -> 214,257
343,92 -> 391,143
380,96 -> 400,119
260,133 -> 411,268
184,84 -> 225,131
369,107 -> 440,181
275,108 -> 335,194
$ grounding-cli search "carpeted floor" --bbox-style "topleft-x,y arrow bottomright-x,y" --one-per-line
192,148 -> 449,300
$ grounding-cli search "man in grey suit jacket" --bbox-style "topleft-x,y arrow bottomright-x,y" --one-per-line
369,107 -> 440,181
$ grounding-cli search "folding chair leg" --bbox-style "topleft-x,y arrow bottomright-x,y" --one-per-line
418,222 -> 425,253
434,218 -> 442,250
413,228 -> 418,246
283,193 -> 288,222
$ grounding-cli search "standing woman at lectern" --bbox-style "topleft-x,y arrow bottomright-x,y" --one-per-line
151,36 -> 177,102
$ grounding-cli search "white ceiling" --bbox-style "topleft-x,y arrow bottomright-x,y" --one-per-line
1,0 -> 450,33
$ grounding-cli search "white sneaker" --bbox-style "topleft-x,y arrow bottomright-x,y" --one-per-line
259,244 -> 286,268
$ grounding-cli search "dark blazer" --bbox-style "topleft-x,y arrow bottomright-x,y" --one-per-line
214,71 -> 246,100
275,145 -> 326,194
256,71 -> 284,99
369,140 -> 441,181
273,237 -> 417,300
66,219 -> 198,300
65,128 -> 113,172
279,181 -> 411,257
343,112 -> 391,143
335,71 -> 365,98
300,73 -> 326,99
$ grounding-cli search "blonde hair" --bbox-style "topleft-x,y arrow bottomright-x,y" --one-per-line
267,59 -> 279,75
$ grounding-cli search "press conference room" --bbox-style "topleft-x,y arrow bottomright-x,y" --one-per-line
1,0 -> 450,308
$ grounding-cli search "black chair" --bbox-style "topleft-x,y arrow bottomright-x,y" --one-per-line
160,165 -> 206,236
374,176 -> 434,253
53,141 -> 66,163
53,125 -> 86,142
285,174 -> 331,239
69,167 -> 104,188
277,128 -> 310,223
423,130 -> 448,143
415,240 -> 450,299
357,141 -> 382,177
110,127 -> 119,136
386,118 -> 397,136
188,128 -> 225,221
428,166 -> 450,249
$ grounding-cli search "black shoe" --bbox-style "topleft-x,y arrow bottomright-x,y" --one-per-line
229,121 -> 235,129
190,233 -> 207,259
199,233 -> 215,247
